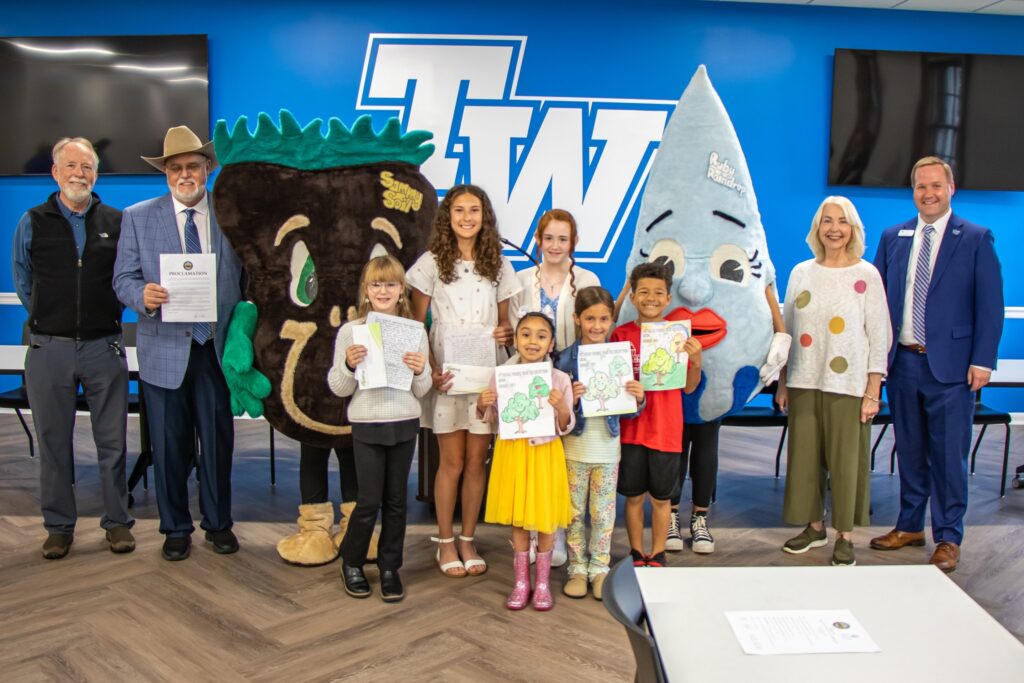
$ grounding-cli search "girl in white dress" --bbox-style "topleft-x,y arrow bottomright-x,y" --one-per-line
408,184 -> 520,577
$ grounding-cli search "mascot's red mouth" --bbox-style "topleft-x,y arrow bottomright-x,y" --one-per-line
666,307 -> 727,350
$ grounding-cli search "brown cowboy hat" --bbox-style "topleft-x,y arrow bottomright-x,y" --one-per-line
141,125 -> 218,172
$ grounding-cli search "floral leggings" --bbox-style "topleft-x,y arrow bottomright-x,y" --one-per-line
565,460 -> 618,579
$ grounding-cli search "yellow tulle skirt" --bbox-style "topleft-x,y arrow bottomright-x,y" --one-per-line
485,437 -> 572,534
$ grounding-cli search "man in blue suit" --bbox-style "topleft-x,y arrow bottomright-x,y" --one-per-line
114,126 -> 243,561
870,156 -> 1003,573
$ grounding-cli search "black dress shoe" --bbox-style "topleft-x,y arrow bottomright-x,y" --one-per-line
162,535 -> 191,561
204,529 -> 239,554
342,564 -> 371,598
379,567 -> 405,603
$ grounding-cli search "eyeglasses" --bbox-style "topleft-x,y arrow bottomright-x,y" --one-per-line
368,281 -> 402,292
165,162 -> 206,176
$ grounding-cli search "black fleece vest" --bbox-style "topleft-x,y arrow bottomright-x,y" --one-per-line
27,193 -> 123,339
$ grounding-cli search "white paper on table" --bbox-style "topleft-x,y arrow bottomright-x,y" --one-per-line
159,253 -> 217,323
352,324 -> 387,389
443,363 -> 494,395
577,341 -> 638,417
639,320 -> 691,391
495,362 -> 555,440
724,609 -> 880,655
366,312 -> 424,391
443,328 -> 496,367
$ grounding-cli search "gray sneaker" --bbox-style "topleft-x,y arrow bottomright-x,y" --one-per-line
666,509 -> 684,552
690,513 -> 715,554
783,525 -> 827,554
832,538 -> 856,566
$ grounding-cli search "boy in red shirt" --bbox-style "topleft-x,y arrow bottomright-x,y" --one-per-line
611,263 -> 702,567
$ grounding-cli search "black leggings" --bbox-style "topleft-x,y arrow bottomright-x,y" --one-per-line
670,420 -> 720,509
299,435 -> 358,504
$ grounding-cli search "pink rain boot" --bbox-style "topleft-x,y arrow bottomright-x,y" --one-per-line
506,550 -> 531,610
532,549 -> 554,611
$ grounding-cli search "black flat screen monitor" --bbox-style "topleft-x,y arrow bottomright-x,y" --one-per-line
0,34 -> 209,175
829,48 -> 1024,191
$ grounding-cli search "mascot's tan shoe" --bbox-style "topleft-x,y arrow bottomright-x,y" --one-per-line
334,502 -> 379,562
276,502 -> 339,566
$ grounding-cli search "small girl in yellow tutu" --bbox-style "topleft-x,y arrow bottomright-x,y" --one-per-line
477,312 -> 574,610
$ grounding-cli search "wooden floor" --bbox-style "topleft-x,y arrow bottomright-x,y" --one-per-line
1,415 -> 1022,682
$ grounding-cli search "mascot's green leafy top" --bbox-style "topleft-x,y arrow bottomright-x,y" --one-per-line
214,109 -> 435,170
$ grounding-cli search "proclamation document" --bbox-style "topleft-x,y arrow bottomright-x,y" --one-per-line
725,609 -> 880,655
366,312 -> 425,391
159,253 -> 217,323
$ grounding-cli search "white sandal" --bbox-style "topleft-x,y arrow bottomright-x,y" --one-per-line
459,534 -> 488,576
431,536 -> 466,577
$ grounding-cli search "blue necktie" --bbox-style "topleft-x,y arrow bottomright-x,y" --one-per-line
911,224 -> 935,346
183,208 -> 212,345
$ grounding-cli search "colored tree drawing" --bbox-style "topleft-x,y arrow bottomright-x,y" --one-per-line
584,371 -> 621,412
528,376 -> 551,410
609,356 -> 630,382
672,332 -> 687,363
642,348 -> 675,386
501,393 -> 539,433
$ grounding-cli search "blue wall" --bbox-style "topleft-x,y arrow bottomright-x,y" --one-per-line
2,0 -> 1021,407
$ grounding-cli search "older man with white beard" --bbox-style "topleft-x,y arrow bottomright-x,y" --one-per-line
114,126 -> 242,562
11,137 -> 134,559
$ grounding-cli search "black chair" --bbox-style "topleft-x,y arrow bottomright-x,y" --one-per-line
604,558 -> 667,683
968,390 -> 1013,496
0,323 -> 35,457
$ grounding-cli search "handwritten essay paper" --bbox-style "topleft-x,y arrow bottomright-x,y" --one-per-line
444,328 -> 498,395
366,312 -> 425,391
494,362 -> 555,440
577,342 -> 638,417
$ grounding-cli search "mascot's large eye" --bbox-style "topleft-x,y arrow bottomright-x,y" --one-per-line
288,240 -> 318,307
709,244 -> 751,285
645,239 -> 685,281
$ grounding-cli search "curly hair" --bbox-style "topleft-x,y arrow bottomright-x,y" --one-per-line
533,208 -> 578,298
429,184 -> 505,284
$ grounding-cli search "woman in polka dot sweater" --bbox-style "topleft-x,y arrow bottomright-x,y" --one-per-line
775,196 -> 892,567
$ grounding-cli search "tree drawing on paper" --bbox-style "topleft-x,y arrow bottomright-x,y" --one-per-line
584,371 -> 621,412
501,392 -> 539,433
528,376 -> 551,410
672,332 -> 688,363
642,348 -> 675,386
609,356 -> 630,382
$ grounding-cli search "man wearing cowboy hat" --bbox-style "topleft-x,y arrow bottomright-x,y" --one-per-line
114,126 -> 242,561
12,136 -> 134,559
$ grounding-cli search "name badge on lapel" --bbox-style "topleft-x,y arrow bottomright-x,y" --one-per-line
898,229 -> 914,237
952,228 -> 961,236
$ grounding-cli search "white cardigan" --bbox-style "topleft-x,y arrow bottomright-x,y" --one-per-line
511,265 -> 601,352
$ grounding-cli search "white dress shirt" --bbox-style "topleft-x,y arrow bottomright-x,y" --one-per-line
171,193 -> 211,254
899,208 -> 950,346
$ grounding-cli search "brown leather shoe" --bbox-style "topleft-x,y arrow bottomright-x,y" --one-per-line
869,529 -> 926,550
930,542 -> 960,573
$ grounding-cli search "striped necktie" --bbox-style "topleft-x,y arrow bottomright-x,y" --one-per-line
911,224 -> 935,345
183,208 -> 212,345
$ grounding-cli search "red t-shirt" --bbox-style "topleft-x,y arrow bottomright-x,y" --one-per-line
609,321 -> 683,453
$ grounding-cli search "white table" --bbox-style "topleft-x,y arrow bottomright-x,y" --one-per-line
637,565 -> 1024,682
991,359 -> 1024,387
0,344 -> 139,374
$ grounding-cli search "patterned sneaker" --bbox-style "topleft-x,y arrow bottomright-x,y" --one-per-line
690,513 -> 715,554
630,548 -> 647,567
832,538 -> 856,566
646,551 -> 668,568
666,509 -> 684,552
783,524 -> 828,554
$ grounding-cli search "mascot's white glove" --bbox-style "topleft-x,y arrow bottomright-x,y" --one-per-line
759,332 -> 792,385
